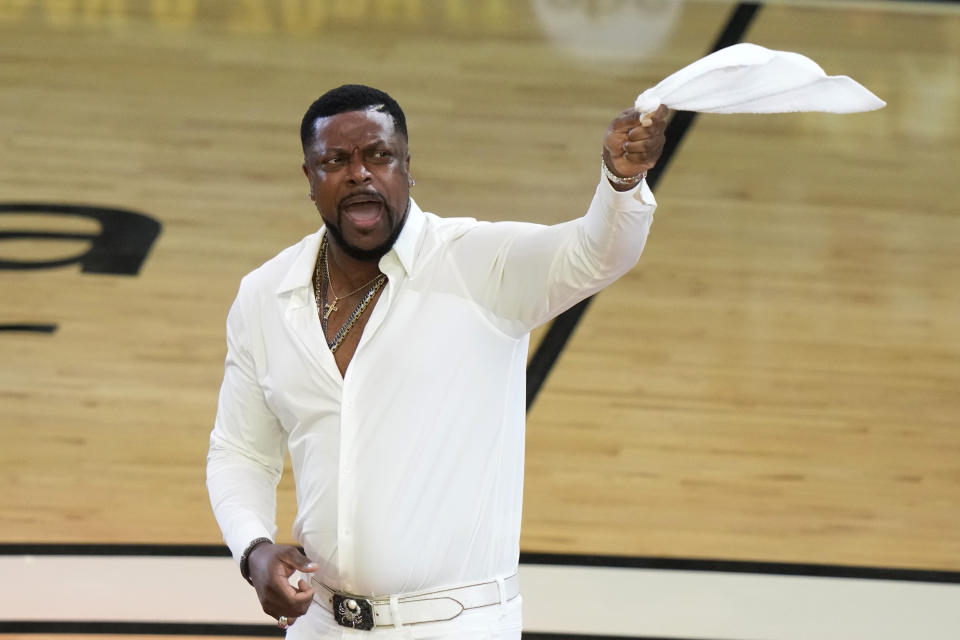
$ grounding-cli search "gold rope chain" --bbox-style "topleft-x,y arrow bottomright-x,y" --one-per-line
325,277 -> 386,352
322,265 -> 385,320
313,236 -> 387,353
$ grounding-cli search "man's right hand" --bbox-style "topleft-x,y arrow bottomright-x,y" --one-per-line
248,542 -> 318,626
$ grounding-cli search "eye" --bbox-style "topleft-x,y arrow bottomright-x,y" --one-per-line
370,149 -> 393,162
320,156 -> 345,170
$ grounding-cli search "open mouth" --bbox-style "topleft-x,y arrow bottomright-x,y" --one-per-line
339,193 -> 385,230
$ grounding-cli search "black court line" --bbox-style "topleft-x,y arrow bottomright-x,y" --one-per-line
526,636 -> 723,640
0,622 -> 283,637
3,543 -> 959,584
0,621 -> 721,640
0,323 -> 57,333
525,1 -> 762,409
520,551 -> 960,585
0,543 -> 232,556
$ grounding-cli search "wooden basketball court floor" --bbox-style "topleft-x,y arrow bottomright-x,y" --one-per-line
1,0 -> 959,638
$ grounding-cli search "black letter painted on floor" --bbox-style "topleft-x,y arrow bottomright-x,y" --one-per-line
0,203 -> 162,333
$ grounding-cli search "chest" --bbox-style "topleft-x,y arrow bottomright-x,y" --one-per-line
322,286 -> 386,377
256,287 -> 522,432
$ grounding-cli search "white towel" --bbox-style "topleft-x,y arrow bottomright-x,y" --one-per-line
634,43 -> 885,115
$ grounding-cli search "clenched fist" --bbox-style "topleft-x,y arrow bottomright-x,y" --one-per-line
603,104 -> 669,190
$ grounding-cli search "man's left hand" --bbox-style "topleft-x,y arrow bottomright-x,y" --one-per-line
603,104 -> 669,189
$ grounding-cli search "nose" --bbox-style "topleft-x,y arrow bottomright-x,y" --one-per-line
346,151 -> 372,184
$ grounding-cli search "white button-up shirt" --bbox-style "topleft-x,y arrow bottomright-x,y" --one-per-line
207,176 -> 656,603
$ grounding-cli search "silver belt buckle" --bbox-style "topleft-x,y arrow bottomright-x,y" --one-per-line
332,593 -> 375,630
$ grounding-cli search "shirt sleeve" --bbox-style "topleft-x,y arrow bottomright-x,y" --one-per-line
206,282 -> 286,563
450,174 -> 657,336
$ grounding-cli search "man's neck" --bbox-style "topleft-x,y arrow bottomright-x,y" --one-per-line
326,239 -> 385,289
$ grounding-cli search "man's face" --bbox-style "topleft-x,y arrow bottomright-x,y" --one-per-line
302,108 -> 411,261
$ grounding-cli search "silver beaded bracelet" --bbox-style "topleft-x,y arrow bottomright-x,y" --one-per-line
239,536 -> 273,585
601,154 -> 647,186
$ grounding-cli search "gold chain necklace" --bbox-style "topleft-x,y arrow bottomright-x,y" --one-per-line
321,255 -> 384,321
313,235 -> 387,353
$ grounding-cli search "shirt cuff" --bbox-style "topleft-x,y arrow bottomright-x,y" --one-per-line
225,522 -> 275,565
598,169 -> 658,210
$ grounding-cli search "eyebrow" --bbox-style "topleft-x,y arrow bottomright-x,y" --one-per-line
322,140 -> 392,153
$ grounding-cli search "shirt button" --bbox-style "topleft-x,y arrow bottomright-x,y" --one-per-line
342,465 -> 352,475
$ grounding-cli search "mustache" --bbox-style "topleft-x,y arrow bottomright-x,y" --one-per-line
337,190 -> 385,212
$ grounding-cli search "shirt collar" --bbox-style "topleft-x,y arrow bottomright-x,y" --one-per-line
389,197 -> 425,276
275,197 -> 426,295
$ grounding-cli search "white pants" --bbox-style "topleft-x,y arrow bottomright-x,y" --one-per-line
285,594 -> 522,640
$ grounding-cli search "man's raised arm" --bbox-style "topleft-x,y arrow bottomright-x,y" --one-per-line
449,105 -> 669,334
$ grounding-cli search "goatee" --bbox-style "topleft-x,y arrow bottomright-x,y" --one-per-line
325,199 -> 409,262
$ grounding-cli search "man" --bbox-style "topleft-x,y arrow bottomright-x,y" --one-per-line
207,84 -> 668,638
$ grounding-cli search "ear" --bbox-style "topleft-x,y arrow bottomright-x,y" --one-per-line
302,162 -> 313,197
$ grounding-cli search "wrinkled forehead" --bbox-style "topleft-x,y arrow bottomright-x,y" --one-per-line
310,106 -> 398,146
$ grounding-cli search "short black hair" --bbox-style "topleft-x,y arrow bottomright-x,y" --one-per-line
300,84 -> 407,150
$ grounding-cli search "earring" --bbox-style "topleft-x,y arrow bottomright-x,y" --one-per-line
408,177 -> 415,187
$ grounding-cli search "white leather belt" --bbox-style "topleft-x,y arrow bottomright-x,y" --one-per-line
310,574 -> 519,630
